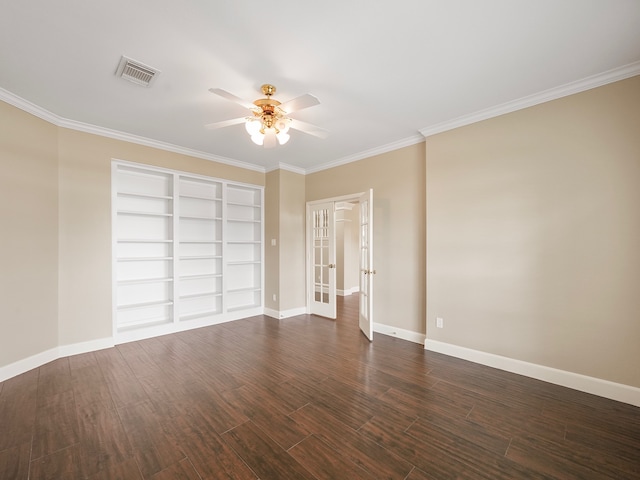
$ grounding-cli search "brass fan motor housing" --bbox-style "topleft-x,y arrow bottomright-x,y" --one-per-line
253,85 -> 284,131
261,84 -> 276,96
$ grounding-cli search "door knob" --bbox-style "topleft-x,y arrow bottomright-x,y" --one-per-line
328,264 -> 336,268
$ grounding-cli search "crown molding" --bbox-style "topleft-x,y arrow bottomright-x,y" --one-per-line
305,134 -> 425,174
265,163 -> 307,175
420,61 -> 640,138
0,87 -> 266,174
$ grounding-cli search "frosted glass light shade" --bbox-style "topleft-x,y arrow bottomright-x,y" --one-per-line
251,133 -> 264,145
275,118 -> 291,134
276,132 -> 290,145
245,119 -> 262,135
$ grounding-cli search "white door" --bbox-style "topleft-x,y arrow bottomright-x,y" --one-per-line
308,201 -> 336,318
358,189 -> 374,340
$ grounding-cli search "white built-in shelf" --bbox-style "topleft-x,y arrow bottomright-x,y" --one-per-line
113,161 -> 263,337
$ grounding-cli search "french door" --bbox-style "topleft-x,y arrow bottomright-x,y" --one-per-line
358,189 -> 374,340
308,201 -> 336,318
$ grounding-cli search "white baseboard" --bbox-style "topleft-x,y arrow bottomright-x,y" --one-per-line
0,336 -> 114,383
59,337 -> 115,358
424,339 -> 640,407
264,307 -> 308,319
374,323 -> 426,345
337,287 -> 358,296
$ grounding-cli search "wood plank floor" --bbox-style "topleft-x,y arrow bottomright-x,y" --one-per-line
1,294 -> 639,479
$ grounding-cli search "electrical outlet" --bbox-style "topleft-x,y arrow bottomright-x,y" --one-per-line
272,294 -> 277,302
436,317 -> 444,328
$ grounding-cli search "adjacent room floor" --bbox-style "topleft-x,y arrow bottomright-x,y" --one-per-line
1,295 -> 638,479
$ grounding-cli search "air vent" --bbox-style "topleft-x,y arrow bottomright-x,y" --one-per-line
115,56 -> 159,87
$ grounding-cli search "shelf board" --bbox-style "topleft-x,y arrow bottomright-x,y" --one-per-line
179,292 -> 222,300
179,193 -> 222,201
117,256 -> 173,262
227,287 -> 261,294
227,241 -> 261,244
117,317 -> 172,331
118,210 -> 173,217
179,310 -> 221,322
117,300 -> 174,310
227,303 -> 261,313
179,215 -> 222,221
227,261 -> 260,266
118,191 -> 173,200
180,240 -> 222,244
180,255 -> 222,260
179,273 -> 223,280
118,277 -> 174,286
118,239 -> 173,243
227,201 -> 260,208
227,218 -> 260,223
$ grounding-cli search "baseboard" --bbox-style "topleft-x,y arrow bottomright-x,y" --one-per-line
337,287 -> 358,296
58,337 -> 115,358
0,336 -> 114,383
264,307 -> 308,319
424,339 -> 640,407
374,323 -> 425,345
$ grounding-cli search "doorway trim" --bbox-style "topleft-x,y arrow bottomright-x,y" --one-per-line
306,192 -> 373,339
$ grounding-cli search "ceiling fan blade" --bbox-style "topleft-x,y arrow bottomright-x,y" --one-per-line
279,93 -> 320,113
204,117 -> 246,130
208,88 -> 255,110
289,119 -> 328,139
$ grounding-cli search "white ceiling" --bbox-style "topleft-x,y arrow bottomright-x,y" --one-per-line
2,0 -> 640,173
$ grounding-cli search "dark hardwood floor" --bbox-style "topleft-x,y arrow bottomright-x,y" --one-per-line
1,295 -> 639,479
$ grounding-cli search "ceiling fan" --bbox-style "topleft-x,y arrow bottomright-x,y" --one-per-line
206,84 -> 327,148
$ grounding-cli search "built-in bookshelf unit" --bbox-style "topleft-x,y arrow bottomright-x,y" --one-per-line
113,161 -> 263,342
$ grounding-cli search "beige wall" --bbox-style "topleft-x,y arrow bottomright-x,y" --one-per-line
306,143 -> 427,334
426,76 -> 640,388
278,170 -> 306,311
264,169 -> 306,313
0,102 -> 59,366
264,170 -> 280,311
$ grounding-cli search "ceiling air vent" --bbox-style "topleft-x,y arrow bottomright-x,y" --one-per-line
115,56 -> 159,87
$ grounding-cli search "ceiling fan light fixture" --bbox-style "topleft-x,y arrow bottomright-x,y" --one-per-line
245,118 -> 261,135
275,117 -> 291,134
263,128 -> 277,148
208,83 -> 324,147
250,133 -> 264,145
276,131 -> 290,145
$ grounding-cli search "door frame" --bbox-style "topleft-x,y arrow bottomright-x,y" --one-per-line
306,192 -> 367,316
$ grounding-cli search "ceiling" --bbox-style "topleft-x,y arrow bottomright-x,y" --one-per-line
2,1 -> 640,173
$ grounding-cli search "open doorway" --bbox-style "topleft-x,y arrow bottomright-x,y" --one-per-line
306,190 -> 374,340
335,201 -> 359,297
